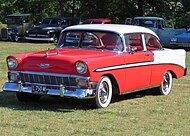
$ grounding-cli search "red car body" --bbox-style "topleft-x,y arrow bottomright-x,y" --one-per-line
3,24 -> 186,108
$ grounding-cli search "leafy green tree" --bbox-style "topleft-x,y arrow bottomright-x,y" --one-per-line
0,0 -> 190,27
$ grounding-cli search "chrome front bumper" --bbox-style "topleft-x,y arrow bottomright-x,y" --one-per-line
3,82 -> 95,99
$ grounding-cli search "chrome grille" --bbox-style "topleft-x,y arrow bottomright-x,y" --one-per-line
1,28 -> 8,40
20,73 -> 70,85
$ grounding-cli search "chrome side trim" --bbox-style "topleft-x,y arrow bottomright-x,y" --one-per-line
95,62 -> 153,72
25,37 -> 54,41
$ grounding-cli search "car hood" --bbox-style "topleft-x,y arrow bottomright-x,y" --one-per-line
173,32 -> 190,38
12,48 -> 122,75
29,24 -> 63,31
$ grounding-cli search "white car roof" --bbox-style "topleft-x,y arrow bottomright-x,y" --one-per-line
63,24 -> 159,39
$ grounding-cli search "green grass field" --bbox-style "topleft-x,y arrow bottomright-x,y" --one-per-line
0,41 -> 190,136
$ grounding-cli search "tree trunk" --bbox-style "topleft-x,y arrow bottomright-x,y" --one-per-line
137,0 -> 144,16
59,0 -> 66,16
72,0 -> 75,17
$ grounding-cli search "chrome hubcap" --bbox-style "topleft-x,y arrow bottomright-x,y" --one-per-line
163,73 -> 170,92
99,82 -> 109,104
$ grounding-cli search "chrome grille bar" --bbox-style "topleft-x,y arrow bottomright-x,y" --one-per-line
20,73 -> 70,85
1,28 -> 9,40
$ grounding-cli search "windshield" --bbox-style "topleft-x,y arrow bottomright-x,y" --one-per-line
7,17 -> 22,25
57,31 -> 123,51
132,19 -> 156,27
42,18 -> 63,25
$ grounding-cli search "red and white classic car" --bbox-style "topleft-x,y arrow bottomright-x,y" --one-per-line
3,24 -> 186,108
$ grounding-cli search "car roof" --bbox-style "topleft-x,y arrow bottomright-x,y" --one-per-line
63,24 -> 159,39
7,14 -> 32,17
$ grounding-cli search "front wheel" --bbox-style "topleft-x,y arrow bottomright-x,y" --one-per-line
159,71 -> 172,95
10,34 -> 19,42
95,76 -> 112,108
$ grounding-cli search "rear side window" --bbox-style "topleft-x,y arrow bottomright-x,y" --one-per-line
144,34 -> 162,50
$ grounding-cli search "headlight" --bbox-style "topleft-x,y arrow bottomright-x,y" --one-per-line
7,58 -> 18,69
171,38 -> 177,42
47,30 -> 53,34
76,62 -> 87,74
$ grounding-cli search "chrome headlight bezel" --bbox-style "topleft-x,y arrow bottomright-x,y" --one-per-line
76,62 -> 87,74
7,58 -> 18,69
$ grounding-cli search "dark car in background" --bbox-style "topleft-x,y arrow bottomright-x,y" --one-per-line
25,17 -> 81,42
170,28 -> 190,48
0,14 -> 33,41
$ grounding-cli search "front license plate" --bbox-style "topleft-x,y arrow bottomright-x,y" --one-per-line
32,85 -> 47,94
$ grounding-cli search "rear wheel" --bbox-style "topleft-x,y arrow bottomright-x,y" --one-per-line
159,71 -> 172,95
16,92 -> 41,102
95,76 -> 112,108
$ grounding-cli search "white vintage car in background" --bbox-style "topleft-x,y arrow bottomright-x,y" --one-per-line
3,24 -> 186,108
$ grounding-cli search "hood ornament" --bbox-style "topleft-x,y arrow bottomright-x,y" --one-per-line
37,63 -> 51,69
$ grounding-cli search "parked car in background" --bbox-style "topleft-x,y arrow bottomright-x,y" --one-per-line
0,13 -> 33,41
2,24 -> 186,108
170,28 -> 190,48
82,18 -> 113,24
25,17 -> 81,42
125,16 -> 186,46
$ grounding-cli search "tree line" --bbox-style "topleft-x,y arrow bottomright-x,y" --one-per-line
0,0 -> 190,27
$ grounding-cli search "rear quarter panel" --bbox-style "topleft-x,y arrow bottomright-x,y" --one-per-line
151,49 -> 186,85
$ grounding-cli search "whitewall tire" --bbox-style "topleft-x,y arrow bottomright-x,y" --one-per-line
159,71 -> 172,95
95,76 -> 112,108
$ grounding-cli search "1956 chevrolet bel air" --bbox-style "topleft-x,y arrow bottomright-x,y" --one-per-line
2,24 -> 186,108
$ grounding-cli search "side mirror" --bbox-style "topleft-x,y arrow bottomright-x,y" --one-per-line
130,47 -> 137,54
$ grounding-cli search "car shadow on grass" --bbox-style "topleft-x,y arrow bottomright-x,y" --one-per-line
0,88 -> 160,112
111,87 -> 160,104
0,92 -> 90,112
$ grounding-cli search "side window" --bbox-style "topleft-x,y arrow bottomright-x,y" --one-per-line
163,20 -> 174,28
156,20 -> 162,29
125,33 -> 143,51
144,34 -> 162,50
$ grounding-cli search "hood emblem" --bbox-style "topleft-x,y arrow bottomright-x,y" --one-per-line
37,63 -> 51,69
